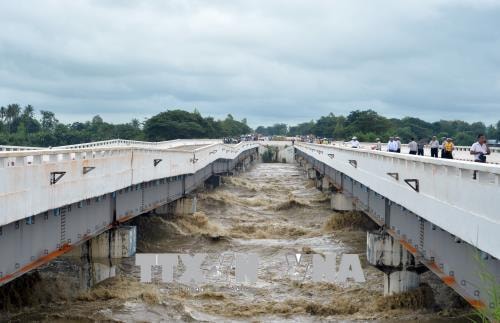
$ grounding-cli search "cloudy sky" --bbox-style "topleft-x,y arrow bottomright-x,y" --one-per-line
0,0 -> 499,127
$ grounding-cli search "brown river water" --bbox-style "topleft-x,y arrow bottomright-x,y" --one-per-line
1,163 -> 472,322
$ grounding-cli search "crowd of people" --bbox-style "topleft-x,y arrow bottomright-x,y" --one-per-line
349,134 -> 492,163
248,133 -> 493,164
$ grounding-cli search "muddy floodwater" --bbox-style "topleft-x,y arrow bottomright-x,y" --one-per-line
1,163 -> 472,322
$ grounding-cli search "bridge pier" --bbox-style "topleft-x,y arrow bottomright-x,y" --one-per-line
205,175 -> 221,190
330,192 -> 355,211
321,176 -> 332,192
174,196 -> 197,215
66,225 -> 137,288
232,155 -> 255,174
154,196 -> 198,216
296,155 -> 304,166
243,155 -> 252,169
241,156 -> 251,172
367,232 -> 425,295
80,226 -> 137,259
307,168 -> 317,180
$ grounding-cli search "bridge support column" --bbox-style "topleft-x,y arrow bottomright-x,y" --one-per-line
80,244 -> 117,289
321,176 -> 332,192
367,232 -> 424,296
205,175 -> 221,190
69,226 -> 137,259
235,161 -> 243,173
239,154 -> 255,172
66,226 -> 137,288
174,196 -> 197,216
156,196 -> 198,216
238,156 -> 252,172
330,192 -> 354,211
307,167 -> 317,180
243,156 -> 251,169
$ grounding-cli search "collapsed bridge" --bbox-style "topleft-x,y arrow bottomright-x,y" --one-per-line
0,138 -> 499,313
0,139 -> 259,286
295,141 -> 500,311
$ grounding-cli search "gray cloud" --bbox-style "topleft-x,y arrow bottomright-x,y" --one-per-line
0,0 -> 499,127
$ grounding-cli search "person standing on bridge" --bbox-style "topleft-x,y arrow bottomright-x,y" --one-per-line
442,138 -> 454,159
470,134 -> 491,163
395,137 -> 402,153
408,138 -> 418,155
350,136 -> 360,148
417,139 -> 425,156
374,138 -> 382,150
387,137 -> 397,152
429,136 -> 439,158
440,136 -> 447,158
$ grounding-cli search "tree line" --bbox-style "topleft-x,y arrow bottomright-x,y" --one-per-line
1,104 -> 497,147
0,104 -> 250,147
256,110 -> 500,146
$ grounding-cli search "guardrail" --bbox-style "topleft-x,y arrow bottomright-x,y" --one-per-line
312,141 -> 500,164
0,141 -> 258,227
325,141 -> 500,152
0,145 -> 45,152
1,139 -> 223,151
53,138 -> 222,149
295,142 -> 500,259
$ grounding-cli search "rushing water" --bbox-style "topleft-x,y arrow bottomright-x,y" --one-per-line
1,163 -> 471,322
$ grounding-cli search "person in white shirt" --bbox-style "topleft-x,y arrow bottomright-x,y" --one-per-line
395,136 -> 402,153
387,137 -> 397,152
374,138 -> 382,150
408,138 -> 418,155
470,134 -> 491,163
429,136 -> 439,158
350,136 -> 360,148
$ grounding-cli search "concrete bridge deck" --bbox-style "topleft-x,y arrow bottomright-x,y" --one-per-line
295,141 -> 500,311
0,139 -> 258,286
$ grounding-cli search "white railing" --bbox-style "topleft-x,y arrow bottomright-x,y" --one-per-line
316,141 -> 500,164
296,142 -> 500,259
0,141 -> 257,227
0,145 -> 45,152
53,138 -> 222,150
1,139 -> 223,152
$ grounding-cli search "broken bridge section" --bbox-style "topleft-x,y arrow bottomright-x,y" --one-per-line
295,142 -> 500,312
0,139 -> 259,286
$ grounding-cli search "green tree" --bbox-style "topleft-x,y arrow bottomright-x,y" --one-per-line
5,104 -> 21,132
289,120 -> 315,136
312,113 -> 337,138
40,110 -> 58,132
144,110 -> 211,140
344,110 -> 391,138
219,114 -> 252,137
333,117 -> 346,140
